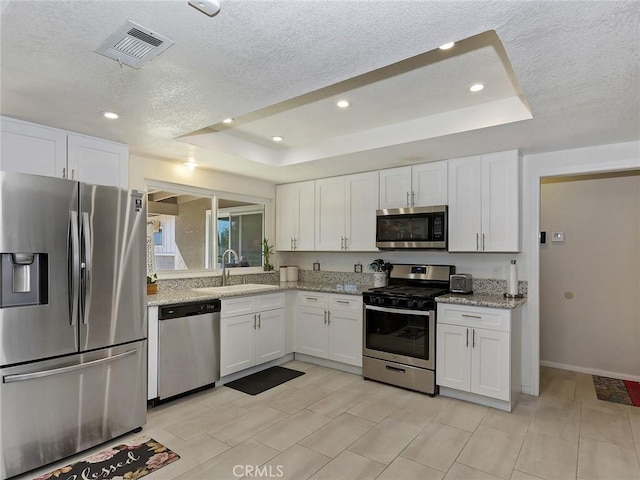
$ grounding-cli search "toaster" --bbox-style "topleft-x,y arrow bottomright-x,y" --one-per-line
450,273 -> 473,294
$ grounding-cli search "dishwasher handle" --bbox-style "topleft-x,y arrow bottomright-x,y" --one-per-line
159,300 -> 221,320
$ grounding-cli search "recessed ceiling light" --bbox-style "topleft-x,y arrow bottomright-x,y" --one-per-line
439,42 -> 455,50
101,111 -> 119,119
336,99 -> 350,109
222,118 -> 234,124
272,136 -> 284,142
469,83 -> 485,92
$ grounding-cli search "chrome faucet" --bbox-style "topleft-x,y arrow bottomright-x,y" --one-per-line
222,249 -> 238,286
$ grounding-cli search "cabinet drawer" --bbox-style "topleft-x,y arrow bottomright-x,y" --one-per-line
222,297 -> 255,317
330,295 -> 362,311
255,293 -> 285,311
437,304 -> 510,332
298,292 -> 328,307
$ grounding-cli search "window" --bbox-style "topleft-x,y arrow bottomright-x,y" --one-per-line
147,183 -> 266,273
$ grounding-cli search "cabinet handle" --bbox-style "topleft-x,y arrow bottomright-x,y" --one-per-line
336,300 -> 349,304
294,238 -> 297,250
327,310 -> 331,325
482,233 -> 485,251
305,296 -> 318,301
466,328 -> 469,347
253,314 -> 257,329
406,192 -> 410,207
476,233 -> 479,251
340,237 -> 344,250
411,191 -> 415,207
461,314 -> 482,319
473,329 -> 476,348
71,169 -> 75,180
290,238 -> 293,250
62,167 -> 66,179
258,313 -> 261,329
323,310 -> 327,325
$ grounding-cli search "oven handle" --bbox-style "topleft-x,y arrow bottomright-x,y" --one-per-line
365,305 -> 432,316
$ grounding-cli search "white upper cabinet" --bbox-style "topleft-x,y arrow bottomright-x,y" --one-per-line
379,161 -> 448,209
276,180 -> 315,251
0,117 -> 129,189
315,171 -> 378,251
448,150 -> 520,252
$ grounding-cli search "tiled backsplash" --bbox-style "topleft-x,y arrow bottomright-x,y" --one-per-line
157,269 -> 527,295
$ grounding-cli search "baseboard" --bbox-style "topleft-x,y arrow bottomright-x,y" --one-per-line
293,353 -> 363,375
540,360 -> 640,382
218,354 -> 295,386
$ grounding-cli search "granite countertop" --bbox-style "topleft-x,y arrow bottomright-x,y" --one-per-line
436,292 -> 527,309
147,281 -> 365,306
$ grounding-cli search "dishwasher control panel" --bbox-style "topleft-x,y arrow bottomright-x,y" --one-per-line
159,300 -> 221,320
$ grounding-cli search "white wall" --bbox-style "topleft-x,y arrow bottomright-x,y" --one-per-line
523,140 -> 640,394
540,172 -> 640,380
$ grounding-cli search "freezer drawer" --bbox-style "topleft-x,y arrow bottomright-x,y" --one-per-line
0,341 -> 147,480
158,301 -> 220,400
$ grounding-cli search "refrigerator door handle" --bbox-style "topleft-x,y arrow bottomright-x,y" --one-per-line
2,349 -> 137,383
80,212 -> 92,325
68,210 -> 80,326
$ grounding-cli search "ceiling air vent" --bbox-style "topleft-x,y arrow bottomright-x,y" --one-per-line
95,20 -> 175,69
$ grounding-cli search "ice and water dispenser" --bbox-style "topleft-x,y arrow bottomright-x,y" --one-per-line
0,253 -> 48,307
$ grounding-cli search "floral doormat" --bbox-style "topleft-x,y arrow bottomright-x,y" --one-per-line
593,375 -> 640,407
34,436 -> 179,480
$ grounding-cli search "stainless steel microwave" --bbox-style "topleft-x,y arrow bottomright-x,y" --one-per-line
376,205 -> 448,250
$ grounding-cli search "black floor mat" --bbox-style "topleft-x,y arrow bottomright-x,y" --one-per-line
225,366 -> 305,395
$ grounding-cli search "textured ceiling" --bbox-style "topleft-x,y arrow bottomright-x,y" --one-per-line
0,0 -> 638,184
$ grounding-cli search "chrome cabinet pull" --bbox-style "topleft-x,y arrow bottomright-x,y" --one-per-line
71,169 -> 75,180
294,238 -> 297,250
323,310 -> 327,325
411,191 -> 415,206
336,300 -> 349,304
461,314 -> 482,319
253,314 -> 257,329
466,328 -> 469,347
482,233 -> 486,251
476,233 -> 479,251
343,236 -> 347,250
305,296 -> 318,301
62,167 -> 67,179
406,191 -> 410,207
472,329 -> 476,348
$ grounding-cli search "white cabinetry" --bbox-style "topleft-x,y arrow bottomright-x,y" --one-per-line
220,293 -> 285,377
315,171 -> 378,251
296,292 -> 362,366
436,303 -> 521,411
0,116 -> 129,189
276,181 -> 315,251
448,150 -> 520,252
379,161 -> 447,209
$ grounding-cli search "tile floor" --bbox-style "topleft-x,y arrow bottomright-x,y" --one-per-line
21,364 -> 640,480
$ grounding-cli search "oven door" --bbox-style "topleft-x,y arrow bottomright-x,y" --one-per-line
363,305 -> 435,370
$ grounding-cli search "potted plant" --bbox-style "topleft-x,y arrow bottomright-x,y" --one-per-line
262,238 -> 274,271
147,273 -> 158,295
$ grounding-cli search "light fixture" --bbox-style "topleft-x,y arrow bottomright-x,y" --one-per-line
272,136 -> 284,142
439,42 -> 455,50
222,118 -> 234,124
336,99 -> 350,109
184,157 -> 199,169
469,83 -> 485,92
101,111 -> 119,119
188,0 -> 220,17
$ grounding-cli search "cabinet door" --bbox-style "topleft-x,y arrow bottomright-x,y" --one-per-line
327,308 -> 362,366
0,117 -> 67,178
471,328 -> 510,400
379,166 -> 411,209
345,171 -> 378,251
295,181 -> 316,251
220,313 -> 255,376
315,176 -> 346,251
481,151 -> 520,252
436,323 -> 471,391
448,156 -> 482,252
67,134 -> 129,189
255,308 -> 284,365
412,161 -> 448,207
276,183 -> 296,251
296,307 -> 328,358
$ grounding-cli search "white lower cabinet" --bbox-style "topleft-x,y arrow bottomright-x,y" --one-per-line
220,293 -> 285,377
296,292 -> 362,367
436,303 -> 521,411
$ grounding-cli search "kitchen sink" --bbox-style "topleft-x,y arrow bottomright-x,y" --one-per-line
192,284 -> 280,294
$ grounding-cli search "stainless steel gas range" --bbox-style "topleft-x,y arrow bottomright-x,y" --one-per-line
362,264 -> 455,396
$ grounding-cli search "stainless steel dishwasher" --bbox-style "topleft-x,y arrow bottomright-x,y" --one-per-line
158,300 -> 221,400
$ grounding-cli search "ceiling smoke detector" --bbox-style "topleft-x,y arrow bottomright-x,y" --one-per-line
95,20 -> 175,69
188,0 -> 221,17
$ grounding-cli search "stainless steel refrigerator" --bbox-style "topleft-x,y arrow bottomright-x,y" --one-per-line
0,171 -> 147,479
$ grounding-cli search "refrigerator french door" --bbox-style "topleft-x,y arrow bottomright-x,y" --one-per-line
0,171 -> 147,479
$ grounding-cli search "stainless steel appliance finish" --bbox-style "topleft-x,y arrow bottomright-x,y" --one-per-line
376,205 -> 448,250
0,172 -> 147,480
362,264 -> 454,395
450,273 -> 473,294
158,300 -> 221,400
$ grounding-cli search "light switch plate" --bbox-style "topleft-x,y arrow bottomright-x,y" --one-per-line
552,232 -> 565,242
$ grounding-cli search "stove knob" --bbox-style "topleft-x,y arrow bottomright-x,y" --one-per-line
391,298 -> 399,306
407,300 -> 415,308
416,300 -> 425,309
